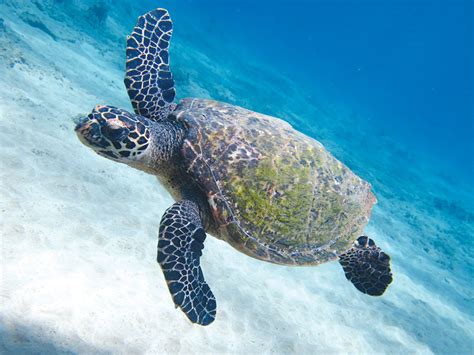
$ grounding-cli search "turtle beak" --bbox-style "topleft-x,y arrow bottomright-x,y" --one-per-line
75,114 -> 110,149
75,115 -> 90,131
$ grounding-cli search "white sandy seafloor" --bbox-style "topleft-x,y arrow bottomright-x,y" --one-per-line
1,1 -> 473,354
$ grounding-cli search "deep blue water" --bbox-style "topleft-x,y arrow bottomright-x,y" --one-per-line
167,0 -> 473,182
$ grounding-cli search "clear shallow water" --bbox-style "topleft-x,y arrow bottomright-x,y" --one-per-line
0,0 -> 473,353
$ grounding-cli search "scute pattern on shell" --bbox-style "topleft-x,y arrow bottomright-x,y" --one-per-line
176,98 -> 376,265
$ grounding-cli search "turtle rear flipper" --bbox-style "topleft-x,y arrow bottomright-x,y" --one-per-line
339,236 -> 393,296
157,200 -> 216,326
125,8 -> 176,121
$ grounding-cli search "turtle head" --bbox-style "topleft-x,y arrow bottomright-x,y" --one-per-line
75,105 -> 152,164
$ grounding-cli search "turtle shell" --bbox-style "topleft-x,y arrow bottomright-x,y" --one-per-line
175,98 -> 376,265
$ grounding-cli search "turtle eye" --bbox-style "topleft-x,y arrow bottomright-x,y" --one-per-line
356,236 -> 369,247
101,124 -> 129,141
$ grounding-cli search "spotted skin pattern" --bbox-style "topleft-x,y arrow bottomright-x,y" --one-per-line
125,8 -> 175,121
338,236 -> 393,296
157,200 -> 217,326
75,105 -> 151,161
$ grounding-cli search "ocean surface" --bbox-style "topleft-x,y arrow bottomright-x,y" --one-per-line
1,0 -> 473,353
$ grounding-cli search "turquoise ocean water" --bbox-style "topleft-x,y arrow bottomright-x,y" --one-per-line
0,0 -> 472,353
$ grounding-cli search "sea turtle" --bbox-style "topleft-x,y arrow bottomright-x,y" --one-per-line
75,8 -> 392,326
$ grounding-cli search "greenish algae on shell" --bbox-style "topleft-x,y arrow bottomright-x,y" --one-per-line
175,98 -> 376,265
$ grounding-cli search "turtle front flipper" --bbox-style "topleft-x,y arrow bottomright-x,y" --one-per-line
125,8 -> 176,121
157,200 -> 216,326
338,236 -> 393,296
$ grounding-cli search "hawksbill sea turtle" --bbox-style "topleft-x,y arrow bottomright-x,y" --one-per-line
75,7 -> 393,326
